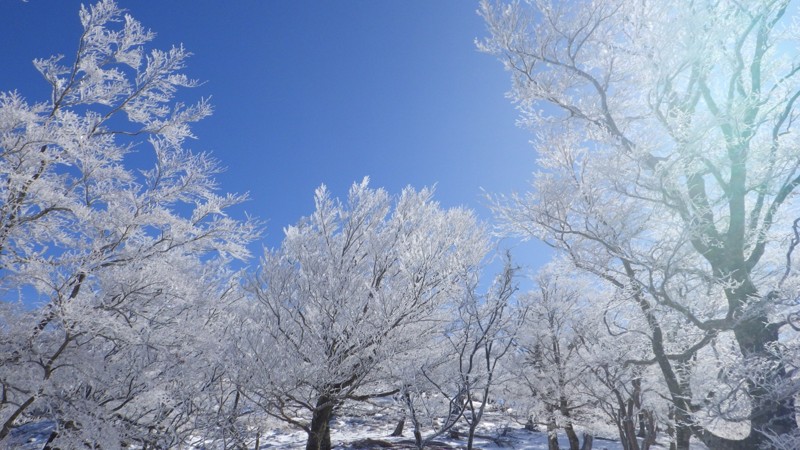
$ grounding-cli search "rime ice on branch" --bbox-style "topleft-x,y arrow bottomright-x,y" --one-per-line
481,0 -> 800,448
0,1 -> 258,447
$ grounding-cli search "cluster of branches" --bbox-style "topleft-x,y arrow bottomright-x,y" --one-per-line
0,4 -> 528,449
0,1 -> 259,448
481,0 -> 800,448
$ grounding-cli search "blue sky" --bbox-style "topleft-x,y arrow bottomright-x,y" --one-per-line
1,1 -> 547,267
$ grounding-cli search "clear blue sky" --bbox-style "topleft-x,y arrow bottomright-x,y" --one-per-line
0,0 -> 547,266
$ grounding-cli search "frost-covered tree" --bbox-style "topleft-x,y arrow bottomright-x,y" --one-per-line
240,179 -> 488,450
0,1 -> 257,447
480,0 -> 800,448
509,269 -> 600,450
448,257 -> 518,450
397,257 -> 518,450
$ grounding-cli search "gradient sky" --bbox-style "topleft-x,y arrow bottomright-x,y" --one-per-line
0,1 -> 548,269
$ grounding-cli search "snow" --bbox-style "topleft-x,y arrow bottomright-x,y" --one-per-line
4,421 -> 55,450
230,404 -> 708,450
8,410 -> 712,450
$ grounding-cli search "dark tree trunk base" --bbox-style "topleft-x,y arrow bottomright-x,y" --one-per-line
390,418 -> 405,437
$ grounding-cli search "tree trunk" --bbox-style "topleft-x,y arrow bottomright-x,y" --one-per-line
694,314 -> 799,450
670,379 -> 692,450
306,395 -> 334,450
0,395 -> 36,440
390,418 -> 404,437
624,379 -> 641,450
639,410 -> 657,450
563,421 -> 580,450
580,433 -> 593,450
560,396 -> 579,450
686,254 -> 800,449
547,413 -> 560,450
637,412 -> 646,437
622,413 -> 640,450
673,424 -> 691,450
734,317 -> 798,444
403,391 -> 423,450
467,421 -> 478,450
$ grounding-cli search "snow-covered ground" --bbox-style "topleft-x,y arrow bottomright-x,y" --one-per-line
4,421 -> 56,450
250,406 -> 708,449
7,407 -> 709,449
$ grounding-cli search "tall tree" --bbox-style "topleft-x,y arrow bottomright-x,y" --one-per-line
398,257 -> 518,450
510,269 -> 600,450
480,0 -> 800,448
240,179 -> 488,450
451,257 -> 518,450
0,1 -> 257,447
